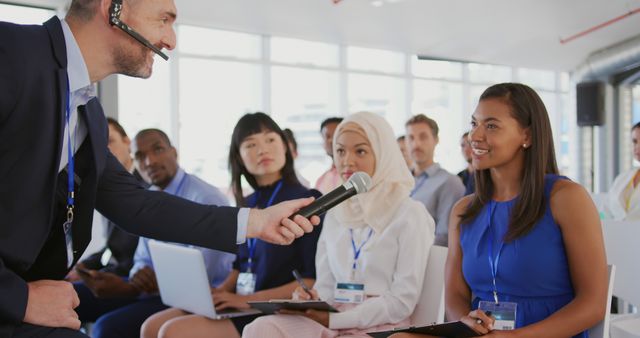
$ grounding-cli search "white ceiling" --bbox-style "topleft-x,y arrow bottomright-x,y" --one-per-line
10,0 -> 640,71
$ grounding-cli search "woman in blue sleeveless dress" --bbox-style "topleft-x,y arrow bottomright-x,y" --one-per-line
395,83 -> 608,338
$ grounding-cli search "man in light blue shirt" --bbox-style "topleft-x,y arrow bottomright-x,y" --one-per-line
75,129 -> 235,338
406,114 -> 465,247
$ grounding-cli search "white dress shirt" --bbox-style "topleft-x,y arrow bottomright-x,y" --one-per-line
314,198 -> 435,330
57,19 -> 94,173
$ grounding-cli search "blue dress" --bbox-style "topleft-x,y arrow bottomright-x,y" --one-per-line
461,174 -> 587,338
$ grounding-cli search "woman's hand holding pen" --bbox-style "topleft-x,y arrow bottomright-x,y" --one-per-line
462,309 -> 495,335
292,286 -> 319,300
282,287 -> 329,327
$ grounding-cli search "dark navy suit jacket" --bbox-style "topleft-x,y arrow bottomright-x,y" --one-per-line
80,169 -> 148,276
0,17 -> 239,335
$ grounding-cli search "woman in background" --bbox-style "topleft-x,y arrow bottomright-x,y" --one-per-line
605,121 -> 640,220
243,111 -> 434,338
141,112 -> 322,338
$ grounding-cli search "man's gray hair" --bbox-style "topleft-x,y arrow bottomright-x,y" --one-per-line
66,0 -> 100,21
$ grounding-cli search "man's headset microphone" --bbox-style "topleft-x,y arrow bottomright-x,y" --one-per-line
109,0 -> 169,61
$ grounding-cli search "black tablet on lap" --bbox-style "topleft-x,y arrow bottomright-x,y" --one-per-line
247,300 -> 339,315
367,321 -> 480,338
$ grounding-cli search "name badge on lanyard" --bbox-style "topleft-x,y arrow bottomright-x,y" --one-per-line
63,80 -> 76,269
478,201 -> 517,330
334,228 -> 372,304
236,181 -> 283,295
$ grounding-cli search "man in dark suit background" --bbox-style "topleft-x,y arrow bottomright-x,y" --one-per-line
0,0 -> 319,337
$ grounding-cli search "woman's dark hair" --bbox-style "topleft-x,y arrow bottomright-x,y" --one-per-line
460,83 -> 559,241
228,112 -> 299,206
632,121 -> 640,131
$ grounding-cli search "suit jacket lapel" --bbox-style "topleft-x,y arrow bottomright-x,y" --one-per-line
44,16 -> 68,177
44,16 -> 66,68
80,98 -> 107,180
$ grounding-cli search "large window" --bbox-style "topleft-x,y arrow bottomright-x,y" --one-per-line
518,68 -> 556,91
0,3 -> 55,24
118,60 -> 172,139
468,63 -> 512,84
348,74 -> 406,134
178,25 -> 261,59
178,58 -> 263,188
347,47 -> 405,74
412,80 -> 465,171
412,58 -> 463,81
270,66 -> 340,184
271,37 -> 339,68
116,24 -> 573,190
633,85 -> 640,123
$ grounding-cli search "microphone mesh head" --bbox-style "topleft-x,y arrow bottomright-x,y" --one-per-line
348,172 -> 372,194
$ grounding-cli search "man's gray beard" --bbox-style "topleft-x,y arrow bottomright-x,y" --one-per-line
113,43 -> 151,79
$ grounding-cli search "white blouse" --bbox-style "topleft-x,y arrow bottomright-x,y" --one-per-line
606,168 -> 640,221
314,198 -> 435,330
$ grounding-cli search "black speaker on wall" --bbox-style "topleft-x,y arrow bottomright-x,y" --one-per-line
576,81 -> 605,126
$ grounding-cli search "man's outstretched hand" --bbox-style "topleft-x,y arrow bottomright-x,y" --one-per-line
247,197 -> 321,245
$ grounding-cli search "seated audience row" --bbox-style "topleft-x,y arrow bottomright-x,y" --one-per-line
140,112 -> 323,338
75,82 -> 608,338
72,128 -> 235,338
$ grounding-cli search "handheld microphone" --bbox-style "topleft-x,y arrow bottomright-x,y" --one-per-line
290,172 -> 372,220
109,0 -> 169,61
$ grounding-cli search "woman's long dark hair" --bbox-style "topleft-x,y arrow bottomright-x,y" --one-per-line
460,83 -> 559,241
228,112 -> 300,207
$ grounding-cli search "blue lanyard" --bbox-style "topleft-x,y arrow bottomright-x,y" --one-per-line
486,201 -> 504,304
246,180 -> 284,272
350,228 -> 374,272
410,172 -> 428,196
65,78 -> 75,222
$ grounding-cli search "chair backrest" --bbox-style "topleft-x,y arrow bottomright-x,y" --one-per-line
602,221 -> 640,308
588,264 -> 616,338
410,245 -> 448,325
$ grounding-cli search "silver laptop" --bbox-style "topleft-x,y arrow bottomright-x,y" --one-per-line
148,240 -> 261,319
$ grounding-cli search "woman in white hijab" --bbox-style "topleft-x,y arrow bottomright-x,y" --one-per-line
604,121 -> 640,220
243,112 -> 435,338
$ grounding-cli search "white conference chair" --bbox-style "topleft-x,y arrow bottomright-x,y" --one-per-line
410,245 -> 448,326
601,221 -> 640,338
602,221 -> 640,310
588,264 -> 616,338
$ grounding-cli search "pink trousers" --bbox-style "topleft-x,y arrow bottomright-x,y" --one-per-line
242,303 -> 410,338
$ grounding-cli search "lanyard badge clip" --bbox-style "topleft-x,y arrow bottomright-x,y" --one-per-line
66,204 -> 74,224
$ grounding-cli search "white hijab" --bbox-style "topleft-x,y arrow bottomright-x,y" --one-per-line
332,111 -> 415,233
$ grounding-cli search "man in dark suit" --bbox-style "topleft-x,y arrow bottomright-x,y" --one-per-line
0,0 -> 318,337
67,118 -> 146,281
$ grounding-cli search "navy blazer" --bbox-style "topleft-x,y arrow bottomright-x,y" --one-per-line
80,169 -> 148,276
0,17 -> 239,334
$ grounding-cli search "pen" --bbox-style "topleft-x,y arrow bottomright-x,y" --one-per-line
476,311 -> 492,325
292,269 -> 314,299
